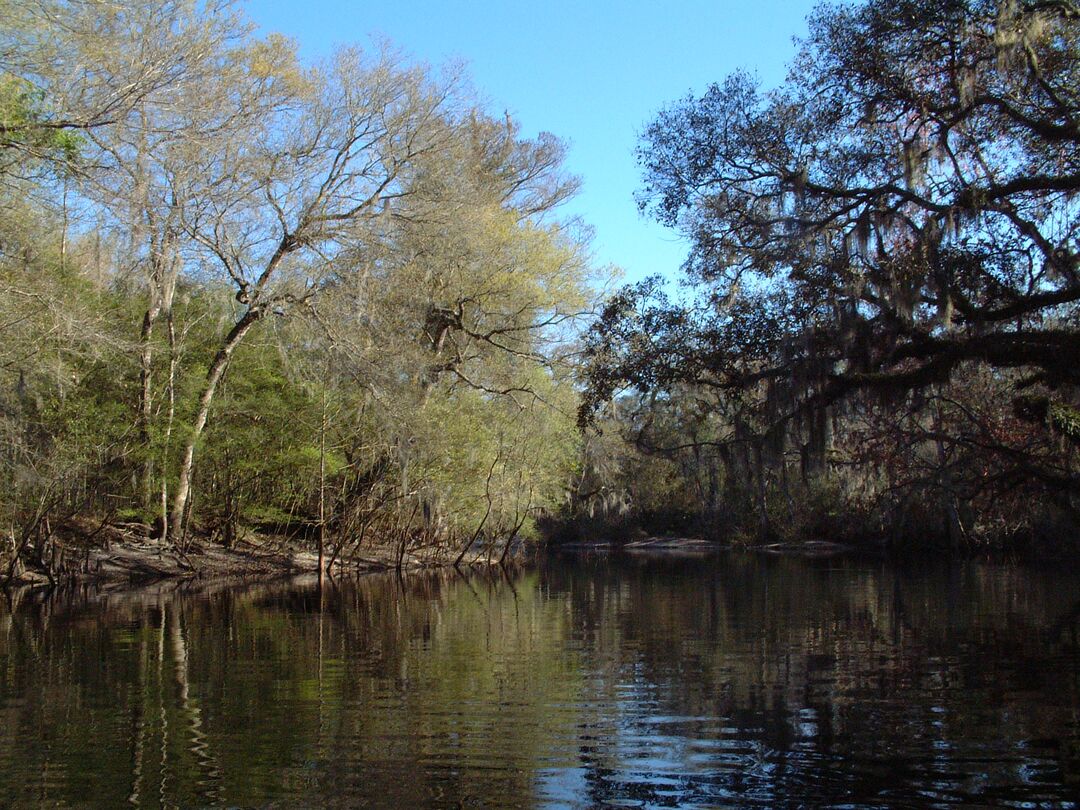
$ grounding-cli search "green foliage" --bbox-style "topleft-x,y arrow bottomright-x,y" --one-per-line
0,202 -> 136,575
1050,402 -> 1080,444
0,0 -> 595,573
0,74 -> 84,167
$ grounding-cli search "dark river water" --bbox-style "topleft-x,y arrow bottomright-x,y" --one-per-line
1,552 -> 1079,808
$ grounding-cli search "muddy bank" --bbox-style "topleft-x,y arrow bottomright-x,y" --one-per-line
5,525 -> 485,590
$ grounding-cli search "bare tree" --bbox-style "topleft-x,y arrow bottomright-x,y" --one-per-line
169,46 -> 461,543
81,16 -> 298,532
0,1 -> 249,173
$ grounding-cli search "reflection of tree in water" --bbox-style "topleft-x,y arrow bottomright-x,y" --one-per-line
538,554 -> 1080,806
0,570 -> 586,806
0,557 -> 1078,806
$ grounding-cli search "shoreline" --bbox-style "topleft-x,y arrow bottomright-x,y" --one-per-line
547,534 -> 1079,564
9,528 -> 1076,592
550,536 -> 861,556
4,532 -> 488,590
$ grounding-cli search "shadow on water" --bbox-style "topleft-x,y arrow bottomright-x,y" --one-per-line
1,553 -> 1079,807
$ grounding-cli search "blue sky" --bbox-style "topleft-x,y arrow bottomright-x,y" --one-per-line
244,0 -> 822,284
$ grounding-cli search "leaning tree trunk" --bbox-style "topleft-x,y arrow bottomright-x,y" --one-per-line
170,309 -> 263,545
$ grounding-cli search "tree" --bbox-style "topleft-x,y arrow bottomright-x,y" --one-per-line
76,4 -> 293,528
306,110 -> 593,563
0,190 -> 136,580
163,45 -> 465,543
581,0 -> 1080,544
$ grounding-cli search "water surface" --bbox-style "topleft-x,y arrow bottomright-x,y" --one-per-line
1,553 -> 1079,807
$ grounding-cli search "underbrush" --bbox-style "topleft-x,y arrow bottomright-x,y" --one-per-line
541,477 -> 1080,558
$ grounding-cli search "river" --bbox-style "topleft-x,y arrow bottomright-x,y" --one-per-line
1,552 -> 1078,807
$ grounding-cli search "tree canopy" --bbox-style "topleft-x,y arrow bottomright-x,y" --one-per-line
0,0 -> 598,580
580,0 -> 1080,546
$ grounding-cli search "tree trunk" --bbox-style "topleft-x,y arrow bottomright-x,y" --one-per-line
138,302 -> 161,507
159,306 -> 178,546
318,389 -> 327,577
170,309 -> 263,545
933,394 -> 964,550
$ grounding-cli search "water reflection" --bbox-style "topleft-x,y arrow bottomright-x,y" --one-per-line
1,554 -> 1078,807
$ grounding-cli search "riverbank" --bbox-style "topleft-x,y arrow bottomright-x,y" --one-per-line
546,529 -> 1080,563
3,518 -> 489,589
9,518 -> 1073,590
6,539 -> 438,589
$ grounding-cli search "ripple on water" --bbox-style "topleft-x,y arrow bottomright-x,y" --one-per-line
0,555 -> 1078,808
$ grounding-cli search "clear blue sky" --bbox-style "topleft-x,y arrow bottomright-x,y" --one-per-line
244,0 -> 821,283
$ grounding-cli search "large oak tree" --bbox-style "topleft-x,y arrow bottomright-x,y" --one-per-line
582,0 -> 1080,542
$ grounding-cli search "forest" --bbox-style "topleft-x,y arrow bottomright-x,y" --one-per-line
1,0 -> 1078,586
1,0 -> 597,581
